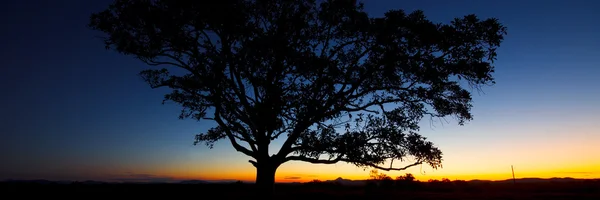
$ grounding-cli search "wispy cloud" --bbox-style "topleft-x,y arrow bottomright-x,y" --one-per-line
557,171 -> 593,174
283,173 -> 319,180
555,171 -> 599,177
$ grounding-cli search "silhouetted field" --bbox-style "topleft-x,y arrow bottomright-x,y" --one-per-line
2,179 -> 599,199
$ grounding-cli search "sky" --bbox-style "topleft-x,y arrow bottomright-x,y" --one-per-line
0,0 -> 599,183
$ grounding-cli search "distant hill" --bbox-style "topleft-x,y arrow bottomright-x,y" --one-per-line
2,179 -> 72,184
492,177 -> 579,183
1,177 -> 596,185
311,177 -> 594,186
178,180 -> 209,184
323,177 -> 368,186
0,179 -> 242,185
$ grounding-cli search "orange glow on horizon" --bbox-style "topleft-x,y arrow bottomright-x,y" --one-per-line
143,160 -> 600,183
87,125 -> 600,184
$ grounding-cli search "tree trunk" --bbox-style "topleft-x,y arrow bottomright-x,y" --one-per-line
255,161 -> 278,198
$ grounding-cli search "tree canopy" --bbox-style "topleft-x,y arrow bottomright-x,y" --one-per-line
89,0 -> 506,185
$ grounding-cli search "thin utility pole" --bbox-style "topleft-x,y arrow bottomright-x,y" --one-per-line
511,165 -> 516,184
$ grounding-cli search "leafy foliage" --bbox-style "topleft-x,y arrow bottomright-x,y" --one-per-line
397,173 -> 416,182
89,0 -> 506,173
369,169 -> 392,181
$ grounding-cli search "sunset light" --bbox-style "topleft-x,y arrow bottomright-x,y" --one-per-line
2,0 -> 599,199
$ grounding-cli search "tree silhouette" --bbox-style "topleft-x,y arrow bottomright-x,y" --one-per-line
397,173 -> 416,182
89,0 -> 506,196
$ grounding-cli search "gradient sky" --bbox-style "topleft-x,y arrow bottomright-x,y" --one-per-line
1,0 -> 599,183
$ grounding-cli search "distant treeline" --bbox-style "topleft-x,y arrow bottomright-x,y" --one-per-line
302,178 -> 600,194
2,178 -> 600,199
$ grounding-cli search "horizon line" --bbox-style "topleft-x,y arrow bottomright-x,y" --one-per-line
3,176 -> 599,184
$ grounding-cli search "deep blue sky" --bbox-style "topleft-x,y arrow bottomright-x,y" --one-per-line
1,0 -> 599,182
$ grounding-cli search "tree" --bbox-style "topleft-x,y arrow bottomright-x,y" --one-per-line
89,0 -> 506,196
396,173 -> 416,182
396,173 -> 418,190
369,169 -> 391,181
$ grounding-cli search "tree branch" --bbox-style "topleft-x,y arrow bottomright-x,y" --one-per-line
227,65 -> 260,137
284,155 -> 342,164
368,160 -> 423,171
214,106 -> 256,158
217,112 -> 258,153
284,155 -> 423,171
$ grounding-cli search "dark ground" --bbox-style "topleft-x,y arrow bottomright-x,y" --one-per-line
2,179 -> 599,199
